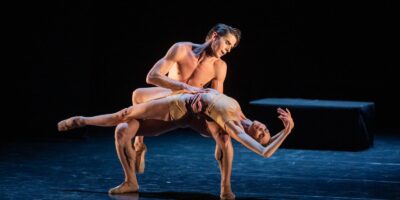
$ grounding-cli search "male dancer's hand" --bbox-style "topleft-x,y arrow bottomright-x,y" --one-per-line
183,84 -> 203,93
190,93 -> 204,113
200,88 -> 219,94
188,88 -> 219,113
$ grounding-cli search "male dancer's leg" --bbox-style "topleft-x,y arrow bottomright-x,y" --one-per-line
134,119 -> 184,173
110,118 -> 183,194
213,131 -> 235,200
190,118 -> 235,200
131,87 -> 173,171
109,120 -> 140,194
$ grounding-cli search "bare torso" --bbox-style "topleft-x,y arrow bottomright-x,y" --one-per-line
133,42 -> 227,137
167,42 -> 223,88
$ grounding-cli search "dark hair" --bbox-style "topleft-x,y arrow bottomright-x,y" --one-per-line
206,23 -> 241,47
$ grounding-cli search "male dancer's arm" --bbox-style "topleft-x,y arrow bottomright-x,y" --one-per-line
210,61 -> 227,93
146,43 -> 201,92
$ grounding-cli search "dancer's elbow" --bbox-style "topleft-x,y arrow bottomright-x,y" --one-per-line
262,150 -> 273,158
263,153 -> 272,158
146,73 -> 160,85
145,74 -> 155,84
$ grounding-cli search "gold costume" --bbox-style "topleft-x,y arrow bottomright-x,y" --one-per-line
204,93 -> 241,130
166,91 -> 241,131
166,94 -> 188,121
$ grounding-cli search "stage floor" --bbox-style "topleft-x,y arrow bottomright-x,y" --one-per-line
1,130 -> 399,200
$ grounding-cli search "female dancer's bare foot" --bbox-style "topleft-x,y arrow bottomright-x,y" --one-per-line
57,116 -> 84,131
108,181 -> 139,194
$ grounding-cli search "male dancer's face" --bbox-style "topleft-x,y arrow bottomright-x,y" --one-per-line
210,33 -> 237,58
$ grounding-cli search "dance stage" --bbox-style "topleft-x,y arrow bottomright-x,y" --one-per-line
1,129 -> 399,200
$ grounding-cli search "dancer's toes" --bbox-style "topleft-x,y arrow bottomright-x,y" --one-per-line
57,116 -> 83,131
220,191 -> 235,200
108,181 -> 139,194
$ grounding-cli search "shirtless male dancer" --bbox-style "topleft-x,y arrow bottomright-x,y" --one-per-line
81,23 -> 240,199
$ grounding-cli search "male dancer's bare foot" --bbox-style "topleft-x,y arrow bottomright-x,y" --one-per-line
57,116 -> 84,131
220,192 -> 236,200
220,186 -> 235,200
108,181 -> 139,194
134,143 -> 147,174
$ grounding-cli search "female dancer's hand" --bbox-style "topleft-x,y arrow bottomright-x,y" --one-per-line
277,108 -> 294,134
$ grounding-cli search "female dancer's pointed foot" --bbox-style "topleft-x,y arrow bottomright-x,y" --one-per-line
108,181 -> 139,194
57,116 -> 84,131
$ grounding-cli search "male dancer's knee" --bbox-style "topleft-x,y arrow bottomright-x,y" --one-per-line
219,133 -> 232,150
215,146 -> 223,161
215,134 -> 232,160
115,123 -> 129,145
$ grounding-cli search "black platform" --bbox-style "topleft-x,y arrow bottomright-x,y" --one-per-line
248,98 -> 375,150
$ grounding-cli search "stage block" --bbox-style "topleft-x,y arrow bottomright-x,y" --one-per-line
248,98 -> 375,150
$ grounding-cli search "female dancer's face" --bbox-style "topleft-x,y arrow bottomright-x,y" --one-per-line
248,120 -> 271,146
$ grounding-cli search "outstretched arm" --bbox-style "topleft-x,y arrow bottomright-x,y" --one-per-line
225,121 -> 266,155
225,108 -> 294,158
262,108 -> 294,157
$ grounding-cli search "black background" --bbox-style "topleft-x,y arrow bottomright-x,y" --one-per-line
13,0 -> 398,140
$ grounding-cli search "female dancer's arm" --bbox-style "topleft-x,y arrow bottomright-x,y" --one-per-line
225,108 -> 294,157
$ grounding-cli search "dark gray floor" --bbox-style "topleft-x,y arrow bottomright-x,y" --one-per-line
1,130 -> 399,200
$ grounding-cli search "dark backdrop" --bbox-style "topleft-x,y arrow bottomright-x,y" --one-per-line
14,1 -> 397,141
